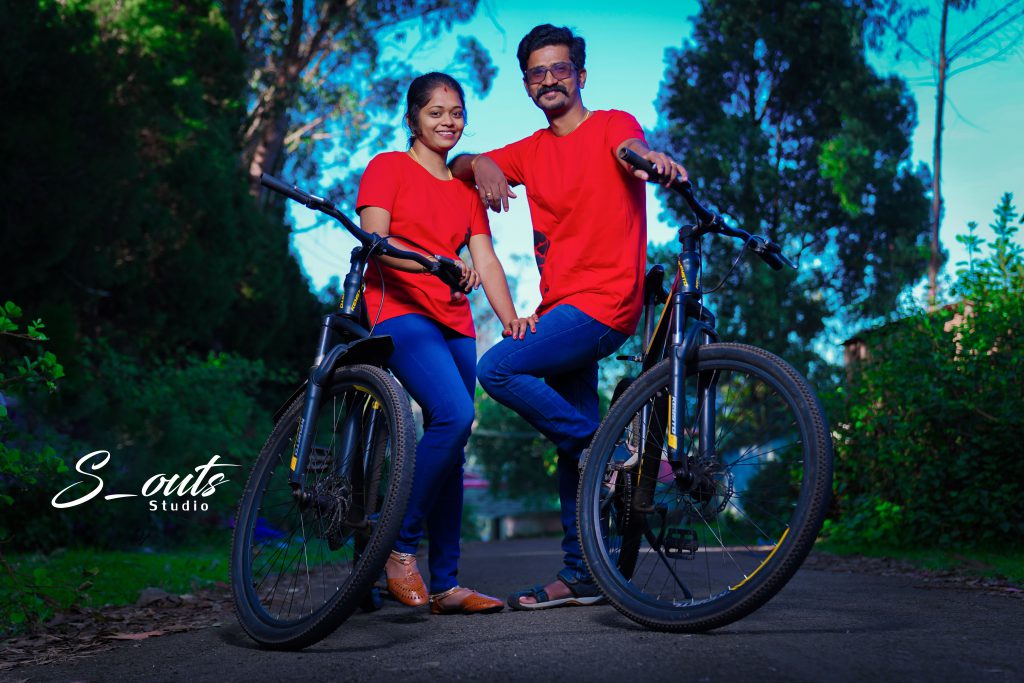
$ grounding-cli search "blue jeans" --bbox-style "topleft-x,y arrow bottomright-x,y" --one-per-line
375,314 -> 476,593
477,304 -> 628,580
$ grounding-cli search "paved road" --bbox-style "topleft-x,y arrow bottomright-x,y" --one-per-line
6,538 -> 1022,683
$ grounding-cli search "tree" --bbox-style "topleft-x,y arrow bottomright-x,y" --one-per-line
865,0 -> 1024,305
0,0 -> 321,370
224,0 -> 494,196
650,0 -> 931,373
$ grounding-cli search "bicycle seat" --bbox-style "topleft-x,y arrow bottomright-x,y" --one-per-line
644,265 -> 668,305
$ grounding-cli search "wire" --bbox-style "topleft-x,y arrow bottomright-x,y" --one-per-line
703,235 -> 755,295
366,235 -> 390,333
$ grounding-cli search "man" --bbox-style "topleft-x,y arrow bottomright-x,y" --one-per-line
450,24 -> 686,610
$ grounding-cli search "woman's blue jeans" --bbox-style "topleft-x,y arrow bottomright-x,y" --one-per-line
477,304 -> 628,581
374,314 -> 476,593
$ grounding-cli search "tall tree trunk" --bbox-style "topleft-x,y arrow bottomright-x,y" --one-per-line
929,0 -> 951,307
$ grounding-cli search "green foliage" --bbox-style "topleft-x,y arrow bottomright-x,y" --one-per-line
468,389 -> 558,499
831,193 -> 1024,546
1,303 -> 69,540
0,548 -> 227,636
651,0 -> 931,374
0,0 -> 321,372
2,342 -> 278,552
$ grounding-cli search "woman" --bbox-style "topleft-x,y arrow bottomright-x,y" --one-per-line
356,72 -> 530,615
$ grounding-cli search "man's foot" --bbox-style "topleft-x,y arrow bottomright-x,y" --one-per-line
507,569 -> 606,610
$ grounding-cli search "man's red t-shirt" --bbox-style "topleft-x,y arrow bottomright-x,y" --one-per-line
484,109 -> 647,334
356,151 -> 490,337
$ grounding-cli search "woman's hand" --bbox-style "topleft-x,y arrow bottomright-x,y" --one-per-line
502,314 -> 539,340
457,259 -> 481,291
473,156 -> 517,212
450,258 -> 480,302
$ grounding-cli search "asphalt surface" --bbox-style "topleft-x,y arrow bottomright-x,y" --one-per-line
5,537 -> 1022,683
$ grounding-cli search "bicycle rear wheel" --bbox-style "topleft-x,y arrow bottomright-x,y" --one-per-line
578,343 -> 832,632
231,364 -> 414,649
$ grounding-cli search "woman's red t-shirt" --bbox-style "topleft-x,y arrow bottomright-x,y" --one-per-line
483,109 -> 647,335
356,151 -> 490,337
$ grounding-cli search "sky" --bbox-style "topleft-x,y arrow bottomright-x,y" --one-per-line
290,0 -> 1024,329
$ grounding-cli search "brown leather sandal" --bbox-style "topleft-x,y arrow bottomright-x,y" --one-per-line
429,586 -> 504,615
385,550 -> 428,607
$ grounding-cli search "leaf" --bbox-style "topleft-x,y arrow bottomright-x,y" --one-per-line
106,630 -> 166,640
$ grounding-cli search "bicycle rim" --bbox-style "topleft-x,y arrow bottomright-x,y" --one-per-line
579,343 -> 832,631
231,364 -> 413,649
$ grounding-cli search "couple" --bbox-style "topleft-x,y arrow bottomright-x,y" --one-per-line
356,24 -> 686,616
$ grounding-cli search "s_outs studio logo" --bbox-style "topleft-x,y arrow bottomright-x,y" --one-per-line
51,450 -> 239,513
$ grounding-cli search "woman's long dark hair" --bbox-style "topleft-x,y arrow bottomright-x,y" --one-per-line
405,72 -> 467,146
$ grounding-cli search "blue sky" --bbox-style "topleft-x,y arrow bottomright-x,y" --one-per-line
291,0 -> 1023,321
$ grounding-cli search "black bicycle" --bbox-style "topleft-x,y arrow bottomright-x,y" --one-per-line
230,174 -> 466,650
576,149 -> 833,632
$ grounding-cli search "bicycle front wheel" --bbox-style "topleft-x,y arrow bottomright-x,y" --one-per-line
231,364 -> 415,649
578,343 -> 832,632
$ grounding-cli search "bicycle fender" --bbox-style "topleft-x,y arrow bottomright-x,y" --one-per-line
271,336 -> 396,423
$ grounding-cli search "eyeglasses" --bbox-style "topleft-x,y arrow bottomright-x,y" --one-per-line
523,61 -> 576,85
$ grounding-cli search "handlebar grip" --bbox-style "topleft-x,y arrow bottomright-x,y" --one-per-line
746,235 -> 797,271
759,250 -> 787,271
260,173 -> 312,204
433,256 -> 467,293
618,148 -> 689,190
618,148 -> 684,188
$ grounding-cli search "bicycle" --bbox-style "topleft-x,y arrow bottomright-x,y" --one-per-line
230,173 -> 467,650
576,148 -> 834,632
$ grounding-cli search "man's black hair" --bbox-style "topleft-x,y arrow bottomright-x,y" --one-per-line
516,24 -> 586,73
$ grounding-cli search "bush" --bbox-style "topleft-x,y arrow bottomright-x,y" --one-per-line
0,302 -> 68,543
3,339 -> 282,552
830,193 -> 1024,546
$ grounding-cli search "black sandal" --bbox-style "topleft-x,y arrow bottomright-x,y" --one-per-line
507,569 -> 606,610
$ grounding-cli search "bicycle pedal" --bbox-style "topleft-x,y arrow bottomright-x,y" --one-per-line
663,528 -> 699,559
609,441 -> 639,469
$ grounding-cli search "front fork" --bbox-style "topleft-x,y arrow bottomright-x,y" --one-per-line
289,247 -> 370,491
635,228 -> 719,511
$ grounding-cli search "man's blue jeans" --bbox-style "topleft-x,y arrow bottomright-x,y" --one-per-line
477,304 -> 628,580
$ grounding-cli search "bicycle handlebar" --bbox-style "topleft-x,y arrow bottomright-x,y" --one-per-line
260,173 -> 469,292
618,148 -> 796,271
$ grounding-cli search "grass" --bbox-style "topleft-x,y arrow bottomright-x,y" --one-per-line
1,547 -> 229,634
816,540 -> 1024,585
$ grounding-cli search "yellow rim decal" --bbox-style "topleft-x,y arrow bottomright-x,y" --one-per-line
290,455 -> 298,471
372,400 -> 382,410
729,526 -> 790,591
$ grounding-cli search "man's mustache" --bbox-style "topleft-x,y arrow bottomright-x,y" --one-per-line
536,85 -> 568,98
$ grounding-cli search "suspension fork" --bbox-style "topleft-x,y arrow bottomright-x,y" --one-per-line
633,227 -> 702,510
289,246 -> 370,489
667,226 -> 701,466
